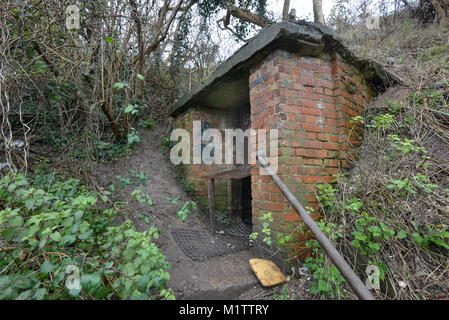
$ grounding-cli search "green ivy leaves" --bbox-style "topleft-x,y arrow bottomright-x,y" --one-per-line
0,168 -> 173,300
104,36 -> 114,43
40,261 -> 57,274
112,82 -> 126,90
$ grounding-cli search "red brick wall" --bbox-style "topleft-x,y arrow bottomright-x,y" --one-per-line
249,49 -> 376,255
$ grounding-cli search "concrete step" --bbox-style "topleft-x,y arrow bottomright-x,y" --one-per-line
167,250 -> 259,300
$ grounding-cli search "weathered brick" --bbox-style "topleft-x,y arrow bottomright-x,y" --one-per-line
300,107 -> 321,116
236,48 -> 377,259
284,213 -> 301,222
324,142 -> 340,150
301,124 -> 321,133
304,140 -> 323,149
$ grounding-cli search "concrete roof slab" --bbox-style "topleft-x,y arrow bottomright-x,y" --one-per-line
169,21 -> 399,117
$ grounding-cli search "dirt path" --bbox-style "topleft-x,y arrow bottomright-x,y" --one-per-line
93,126 -> 261,299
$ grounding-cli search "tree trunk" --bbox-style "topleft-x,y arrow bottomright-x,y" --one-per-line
431,0 -> 449,26
282,0 -> 291,21
129,0 -> 145,101
224,2 -> 272,27
313,0 -> 325,25
100,102 -> 121,141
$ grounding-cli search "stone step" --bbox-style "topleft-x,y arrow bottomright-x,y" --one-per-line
167,250 -> 259,300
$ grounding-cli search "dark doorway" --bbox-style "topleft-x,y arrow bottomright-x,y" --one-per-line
241,176 -> 252,224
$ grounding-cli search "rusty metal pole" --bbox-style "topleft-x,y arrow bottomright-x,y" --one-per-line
208,178 -> 215,234
257,154 -> 375,300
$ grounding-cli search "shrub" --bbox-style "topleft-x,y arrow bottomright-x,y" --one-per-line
0,166 -> 174,300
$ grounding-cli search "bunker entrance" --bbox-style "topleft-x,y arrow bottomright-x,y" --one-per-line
176,168 -> 253,261
228,103 -> 252,236
227,174 -> 253,238
241,176 -> 252,224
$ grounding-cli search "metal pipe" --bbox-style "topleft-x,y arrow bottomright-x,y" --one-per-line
208,179 -> 215,234
256,154 -> 375,300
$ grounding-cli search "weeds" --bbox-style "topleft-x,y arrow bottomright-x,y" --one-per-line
0,163 -> 174,300
311,91 -> 449,299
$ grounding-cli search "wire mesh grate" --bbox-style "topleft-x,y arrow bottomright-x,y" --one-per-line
171,228 -> 249,262
223,221 -> 252,238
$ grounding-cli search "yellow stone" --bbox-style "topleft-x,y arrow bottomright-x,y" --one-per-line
249,259 -> 286,287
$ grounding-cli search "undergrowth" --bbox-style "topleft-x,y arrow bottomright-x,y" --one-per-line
307,89 -> 449,300
0,163 -> 174,300
294,12 -> 449,301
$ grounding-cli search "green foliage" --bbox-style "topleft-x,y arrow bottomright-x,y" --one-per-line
316,183 -> 338,210
214,209 -> 231,226
166,196 -> 198,223
126,130 -> 141,146
77,131 -> 143,163
88,140 -> 131,162
106,170 -> 151,208
344,197 -> 364,214
418,45 -> 449,63
273,285 -> 293,300
138,118 -> 155,130
412,173 -> 440,194
386,102 -> 404,115
422,90 -> 445,110
161,136 -> 175,152
176,201 -> 197,223
124,103 -> 139,115
0,166 -> 173,300
104,36 -> 114,44
386,173 -> 441,197
276,232 -> 293,247
113,170 -> 149,191
317,182 -> 396,257
131,190 -> 153,206
369,113 -> 396,131
349,115 -> 364,125
112,82 -> 127,90
315,172 -> 448,299
249,212 -> 293,247
350,212 -> 395,256
303,220 -> 345,299
129,170 -> 149,186
327,0 -> 358,31
169,10 -> 192,80
249,212 -> 273,246
410,224 -> 449,251
173,165 -> 194,197
408,90 -> 446,110
386,178 -> 416,196
387,134 -> 427,157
